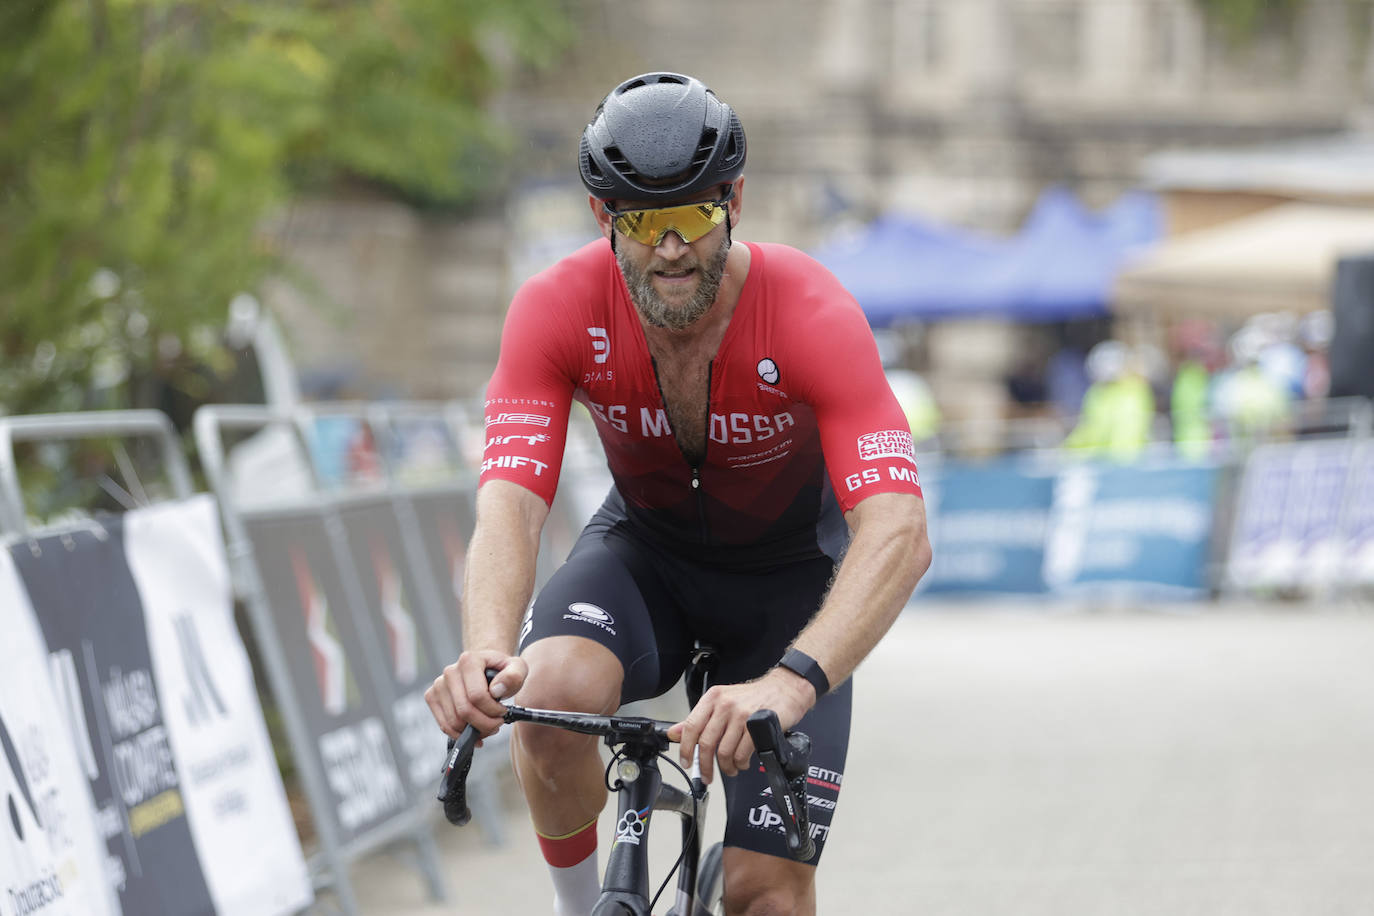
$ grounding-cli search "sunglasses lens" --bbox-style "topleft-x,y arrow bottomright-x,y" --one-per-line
613,201 -> 727,245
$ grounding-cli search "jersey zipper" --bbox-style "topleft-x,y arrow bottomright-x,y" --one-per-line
692,362 -> 713,543
650,357 -> 713,544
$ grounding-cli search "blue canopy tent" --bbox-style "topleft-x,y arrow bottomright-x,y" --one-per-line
811,188 -> 1162,326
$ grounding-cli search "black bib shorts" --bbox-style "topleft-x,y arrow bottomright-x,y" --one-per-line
518,507 -> 852,864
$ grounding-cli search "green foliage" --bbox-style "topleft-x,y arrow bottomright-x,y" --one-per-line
0,0 -> 570,418
1192,0 -> 1306,42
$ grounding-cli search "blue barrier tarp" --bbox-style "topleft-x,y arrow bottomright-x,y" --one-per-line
917,457 -> 1221,598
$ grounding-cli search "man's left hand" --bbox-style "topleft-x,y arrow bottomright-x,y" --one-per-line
667,667 -> 815,782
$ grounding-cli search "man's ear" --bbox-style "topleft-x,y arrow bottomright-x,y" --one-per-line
589,195 -> 614,239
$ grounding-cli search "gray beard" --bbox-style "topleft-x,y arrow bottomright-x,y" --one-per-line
618,237 -> 730,331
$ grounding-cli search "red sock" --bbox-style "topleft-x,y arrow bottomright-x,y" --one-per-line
536,817 -> 598,868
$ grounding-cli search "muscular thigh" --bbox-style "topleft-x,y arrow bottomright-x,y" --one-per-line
520,523 -> 692,705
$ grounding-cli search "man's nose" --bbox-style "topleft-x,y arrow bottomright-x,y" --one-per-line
654,230 -> 691,257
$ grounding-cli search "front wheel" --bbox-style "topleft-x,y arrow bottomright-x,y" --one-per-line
695,841 -> 725,915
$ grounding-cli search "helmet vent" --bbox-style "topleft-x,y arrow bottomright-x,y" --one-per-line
603,145 -> 634,177
691,129 -> 719,170
725,124 -> 744,164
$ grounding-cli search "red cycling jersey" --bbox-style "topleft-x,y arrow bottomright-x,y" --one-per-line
480,239 -> 922,567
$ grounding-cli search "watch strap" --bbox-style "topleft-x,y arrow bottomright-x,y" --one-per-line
777,648 -> 830,699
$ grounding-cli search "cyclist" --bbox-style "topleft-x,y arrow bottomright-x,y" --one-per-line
426,71 -> 931,916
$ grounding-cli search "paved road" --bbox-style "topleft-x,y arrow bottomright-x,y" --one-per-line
344,599 -> 1374,915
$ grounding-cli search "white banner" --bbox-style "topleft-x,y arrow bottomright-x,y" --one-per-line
123,496 -> 312,916
0,549 -> 117,916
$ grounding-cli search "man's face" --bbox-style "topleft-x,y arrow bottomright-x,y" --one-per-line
598,183 -> 739,332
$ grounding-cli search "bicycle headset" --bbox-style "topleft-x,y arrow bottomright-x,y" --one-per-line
578,72 -> 747,203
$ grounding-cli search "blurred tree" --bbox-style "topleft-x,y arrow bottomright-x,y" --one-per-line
1192,0 -> 1305,40
0,0 -> 569,418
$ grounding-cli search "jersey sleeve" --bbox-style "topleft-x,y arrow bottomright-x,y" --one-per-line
789,281 -> 924,512
478,276 -> 577,505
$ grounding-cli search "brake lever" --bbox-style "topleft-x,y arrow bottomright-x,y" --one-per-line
435,667 -> 500,826
746,709 -> 816,861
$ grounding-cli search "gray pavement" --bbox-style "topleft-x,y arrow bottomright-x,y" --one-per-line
343,599 -> 1374,915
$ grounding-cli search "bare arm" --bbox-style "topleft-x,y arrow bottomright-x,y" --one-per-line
425,479 -> 549,737
790,490 -> 931,691
671,490 -> 932,779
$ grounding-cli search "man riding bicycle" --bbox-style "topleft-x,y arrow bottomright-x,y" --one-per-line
425,71 -> 931,916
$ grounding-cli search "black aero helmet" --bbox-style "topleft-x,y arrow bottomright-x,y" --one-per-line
579,72 -> 746,202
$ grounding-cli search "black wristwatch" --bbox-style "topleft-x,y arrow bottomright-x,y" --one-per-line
776,648 -> 830,699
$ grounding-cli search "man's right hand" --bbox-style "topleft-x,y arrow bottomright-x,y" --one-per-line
425,650 -> 528,739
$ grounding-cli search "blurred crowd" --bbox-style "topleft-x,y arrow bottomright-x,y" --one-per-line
879,310 -> 1340,462
1060,311 -> 1333,461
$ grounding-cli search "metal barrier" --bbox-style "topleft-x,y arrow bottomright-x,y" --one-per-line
0,410 -> 315,916
195,404 -> 454,916
0,410 -> 193,535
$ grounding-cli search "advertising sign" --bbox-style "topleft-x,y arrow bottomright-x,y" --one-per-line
13,520 -> 216,915
124,497 -> 312,916
0,550 -> 115,916
335,496 -> 452,794
244,512 -> 409,845
918,462 -> 1055,595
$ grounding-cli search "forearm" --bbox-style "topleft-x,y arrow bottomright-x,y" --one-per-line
790,494 -> 931,691
461,480 -> 549,655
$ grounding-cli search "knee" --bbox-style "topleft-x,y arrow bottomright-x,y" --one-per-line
511,638 -> 622,770
722,856 -> 815,916
723,885 -> 810,916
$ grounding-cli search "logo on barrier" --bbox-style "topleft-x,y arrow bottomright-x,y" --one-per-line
174,613 -> 228,727
1,710 -> 40,841
563,603 -> 616,636
292,548 -> 349,715
372,543 -> 419,684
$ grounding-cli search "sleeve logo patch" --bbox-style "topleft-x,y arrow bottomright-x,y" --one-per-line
486,412 -> 552,427
857,430 -> 916,464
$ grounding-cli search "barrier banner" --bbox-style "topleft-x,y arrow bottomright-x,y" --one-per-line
243,513 -> 409,845
1343,442 -> 1374,584
335,497 -> 451,793
1229,440 -> 1374,590
0,550 -> 116,916
123,497 -> 312,916
1045,463 -> 1220,596
12,519 -> 216,915
407,488 -> 471,635
918,462 -> 1055,594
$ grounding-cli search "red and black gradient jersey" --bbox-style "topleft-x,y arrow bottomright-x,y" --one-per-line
480,239 -> 922,569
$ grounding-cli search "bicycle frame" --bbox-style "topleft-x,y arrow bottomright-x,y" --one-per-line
437,647 -> 810,914
499,705 -> 710,916
593,741 -> 706,916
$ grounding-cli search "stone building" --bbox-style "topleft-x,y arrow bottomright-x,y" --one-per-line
265,0 -> 1374,407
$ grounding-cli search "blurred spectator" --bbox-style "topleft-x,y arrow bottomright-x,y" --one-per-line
874,329 -> 941,445
1168,319 -> 1221,461
1004,349 -> 1049,417
1211,324 -> 1291,444
1046,346 -> 1090,421
1252,312 -> 1306,401
1298,309 -> 1333,400
1064,340 -> 1155,461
